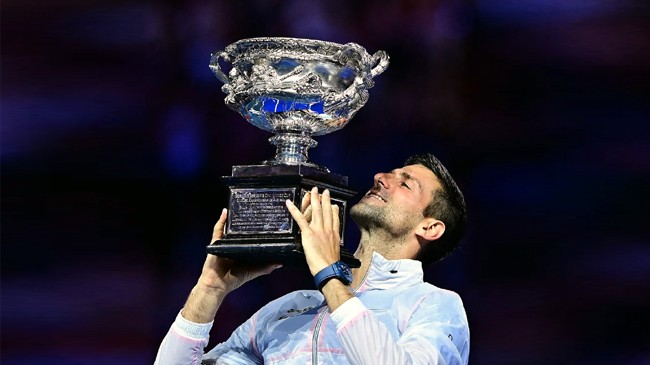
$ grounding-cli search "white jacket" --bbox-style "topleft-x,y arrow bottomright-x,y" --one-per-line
155,252 -> 470,364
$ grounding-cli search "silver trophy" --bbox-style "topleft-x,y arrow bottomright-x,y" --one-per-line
207,37 -> 389,267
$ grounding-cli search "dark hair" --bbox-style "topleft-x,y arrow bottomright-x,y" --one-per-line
405,153 -> 467,264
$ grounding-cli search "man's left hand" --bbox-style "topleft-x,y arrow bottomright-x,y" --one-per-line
286,187 -> 341,276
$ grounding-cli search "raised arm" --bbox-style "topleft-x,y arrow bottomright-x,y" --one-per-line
183,208 -> 281,323
154,209 -> 281,365
286,187 -> 353,309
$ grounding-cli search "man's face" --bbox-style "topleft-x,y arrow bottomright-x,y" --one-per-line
350,164 -> 441,237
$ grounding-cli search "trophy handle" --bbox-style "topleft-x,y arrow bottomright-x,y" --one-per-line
369,51 -> 390,78
342,49 -> 390,98
209,51 -> 231,84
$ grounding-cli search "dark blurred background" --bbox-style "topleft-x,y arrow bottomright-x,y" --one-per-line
2,1 -> 649,364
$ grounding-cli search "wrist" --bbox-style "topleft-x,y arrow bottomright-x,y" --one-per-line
320,276 -> 355,312
182,283 -> 226,324
314,261 -> 353,291
196,276 -> 230,296
308,259 -> 336,277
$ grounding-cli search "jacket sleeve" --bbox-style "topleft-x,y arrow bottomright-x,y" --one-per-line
330,295 -> 470,365
154,311 -> 262,365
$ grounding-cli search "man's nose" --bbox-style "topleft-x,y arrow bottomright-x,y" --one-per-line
374,172 -> 390,188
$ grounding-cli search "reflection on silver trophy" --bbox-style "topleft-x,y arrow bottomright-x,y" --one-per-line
207,37 -> 389,267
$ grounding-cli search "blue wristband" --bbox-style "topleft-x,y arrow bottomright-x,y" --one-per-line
314,261 -> 353,291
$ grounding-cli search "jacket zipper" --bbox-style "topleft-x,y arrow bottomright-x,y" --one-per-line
311,307 -> 329,364
311,255 -> 375,364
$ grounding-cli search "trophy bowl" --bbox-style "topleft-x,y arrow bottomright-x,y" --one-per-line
210,37 -> 389,166
207,38 -> 389,268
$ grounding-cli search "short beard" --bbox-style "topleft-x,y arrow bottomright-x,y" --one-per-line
350,202 -> 418,238
350,202 -> 389,231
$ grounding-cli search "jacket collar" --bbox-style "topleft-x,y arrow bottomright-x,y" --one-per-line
355,252 -> 424,292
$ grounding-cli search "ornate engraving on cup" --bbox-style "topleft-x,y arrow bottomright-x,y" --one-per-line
210,37 -> 389,166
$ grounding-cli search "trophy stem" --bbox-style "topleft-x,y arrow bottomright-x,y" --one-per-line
269,131 -> 318,165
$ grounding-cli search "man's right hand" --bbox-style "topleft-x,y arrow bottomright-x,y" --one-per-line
199,208 -> 281,294
182,208 -> 281,323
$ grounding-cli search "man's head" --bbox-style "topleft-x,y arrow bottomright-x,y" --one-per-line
350,153 -> 467,264
404,154 -> 467,264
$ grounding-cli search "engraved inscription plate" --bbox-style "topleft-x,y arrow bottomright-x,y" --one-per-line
228,188 -> 295,234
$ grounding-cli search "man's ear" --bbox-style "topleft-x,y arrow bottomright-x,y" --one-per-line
415,218 -> 445,242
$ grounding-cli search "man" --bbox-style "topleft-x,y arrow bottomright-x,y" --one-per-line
155,153 -> 470,364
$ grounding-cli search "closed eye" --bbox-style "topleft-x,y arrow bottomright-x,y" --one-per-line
396,170 -> 421,191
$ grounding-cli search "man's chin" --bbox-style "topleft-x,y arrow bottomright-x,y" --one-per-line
350,203 -> 386,229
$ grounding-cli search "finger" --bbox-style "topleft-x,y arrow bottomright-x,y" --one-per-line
301,192 -> 311,213
285,199 -> 311,232
310,186 -> 322,227
211,208 -> 228,243
332,204 -> 340,236
321,189 -> 333,230
301,193 -> 314,222
304,205 -> 313,223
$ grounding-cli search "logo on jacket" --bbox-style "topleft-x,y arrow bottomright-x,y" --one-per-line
278,306 -> 315,320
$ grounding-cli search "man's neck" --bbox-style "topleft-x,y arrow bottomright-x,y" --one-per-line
349,230 -> 414,289
350,242 -> 373,289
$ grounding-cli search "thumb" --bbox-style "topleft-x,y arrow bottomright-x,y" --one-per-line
245,263 -> 283,280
